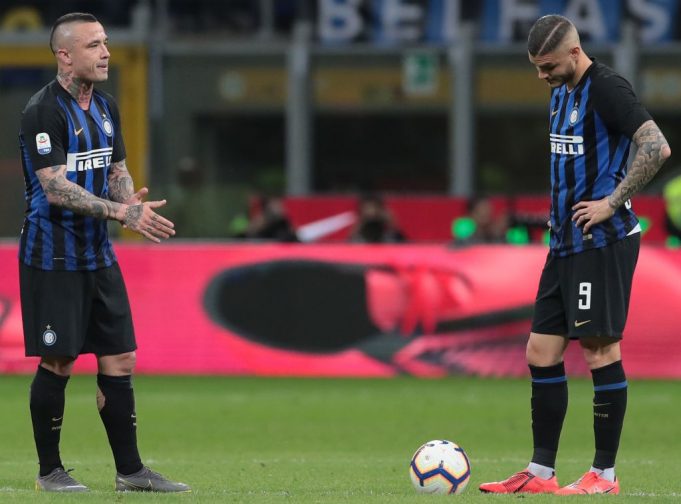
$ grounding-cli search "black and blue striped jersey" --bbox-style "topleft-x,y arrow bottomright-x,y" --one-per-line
19,80 -> 126,271
547,59 -> 651,257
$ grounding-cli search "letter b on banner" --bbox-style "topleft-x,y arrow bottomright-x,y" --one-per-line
319,0 -> 363,42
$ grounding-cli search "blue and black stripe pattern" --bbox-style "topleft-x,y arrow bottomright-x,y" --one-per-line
19,81 -> 122,271
547,61 -> 642,257
529,362 -> 568,468
594,380 -> 628,392
591,360 -> 628,469
532,375 -> 568,384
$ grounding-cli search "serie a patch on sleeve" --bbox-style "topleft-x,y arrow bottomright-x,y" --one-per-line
36,132 -> 52,155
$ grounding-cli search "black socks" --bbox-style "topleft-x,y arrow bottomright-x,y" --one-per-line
97,374 -> 143,475
591,360 -> 627,470
30,368 -> 144,476
528,360 -> 627,472
30,365 -> 69,476
529,362 -> 568,469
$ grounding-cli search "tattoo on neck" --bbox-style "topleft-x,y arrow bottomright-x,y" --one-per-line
57,72 -> 93,105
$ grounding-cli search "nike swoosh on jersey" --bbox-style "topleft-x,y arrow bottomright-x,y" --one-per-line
574,319 -> 591,327
74,128 -> 83,135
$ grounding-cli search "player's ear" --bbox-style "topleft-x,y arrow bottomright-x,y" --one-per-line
55,48 -> 72,66
569,46 -> 581,60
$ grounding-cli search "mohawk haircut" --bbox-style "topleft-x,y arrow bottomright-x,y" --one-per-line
527,15 -> 574,57
49,12 -> 99,54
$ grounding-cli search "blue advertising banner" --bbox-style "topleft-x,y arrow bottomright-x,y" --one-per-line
318,0 -> 680,44
482,0 -> 676,43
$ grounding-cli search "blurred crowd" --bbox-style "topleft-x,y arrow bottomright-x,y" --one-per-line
0,0 -> 302,35
216,192 -> 559,246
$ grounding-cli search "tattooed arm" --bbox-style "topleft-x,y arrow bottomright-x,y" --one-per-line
572,120 -> 671,233
608,120 -> 672,209
37,165 -> 175,242
108,159 -> 135,203
38,164 -> 124,220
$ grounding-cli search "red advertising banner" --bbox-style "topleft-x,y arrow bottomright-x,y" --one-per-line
1,243 -> 679,378
283,195 -> 670,243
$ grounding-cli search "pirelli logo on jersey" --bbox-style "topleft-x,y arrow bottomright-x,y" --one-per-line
550,133 -> 584,156
66,147 -> 113,172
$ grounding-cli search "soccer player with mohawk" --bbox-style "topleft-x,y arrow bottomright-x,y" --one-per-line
19,12 -> 188,493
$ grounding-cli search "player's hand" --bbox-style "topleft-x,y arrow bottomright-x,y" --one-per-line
123,200 -> 176,243
123,187 -> 149,206
571,197 -> 615,234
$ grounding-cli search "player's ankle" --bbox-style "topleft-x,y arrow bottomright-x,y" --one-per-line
527,462 -> 555,480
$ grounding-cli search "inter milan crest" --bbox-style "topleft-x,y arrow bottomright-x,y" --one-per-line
569,105 -> 579,125
102,115 -> 113,137
42,325 -> 57,346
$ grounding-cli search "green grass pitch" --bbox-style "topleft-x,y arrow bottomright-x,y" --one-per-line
0,375 -> 679,502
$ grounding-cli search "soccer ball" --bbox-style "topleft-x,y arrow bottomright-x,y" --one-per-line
409,439 -> 471,495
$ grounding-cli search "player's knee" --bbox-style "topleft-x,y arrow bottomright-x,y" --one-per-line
526,336 -> 565,366
40,357 -> 75,376
580,338 -> 620,368
525,343 -> 557,366
582,350 -> 613,369
98,351 -> 137,375
116,351 -> 137,374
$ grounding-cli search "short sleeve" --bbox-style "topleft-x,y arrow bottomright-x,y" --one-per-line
20,104 -> 67,171
590,73 -> 652,139
107,96 -> 126,163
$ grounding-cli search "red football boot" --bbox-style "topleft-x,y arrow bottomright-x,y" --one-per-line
479,470 -> 559,494
556,471 -> 620,495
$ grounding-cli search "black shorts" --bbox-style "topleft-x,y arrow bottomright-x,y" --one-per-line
20,262 -> 136,357
531,233 -> 640,340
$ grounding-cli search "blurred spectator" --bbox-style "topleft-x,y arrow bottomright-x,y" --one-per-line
228,213 -> 250,239
453,196 -> 508,245
506,201 -> 551,244
349,194 -> 406,243
247,195 -> 299,242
